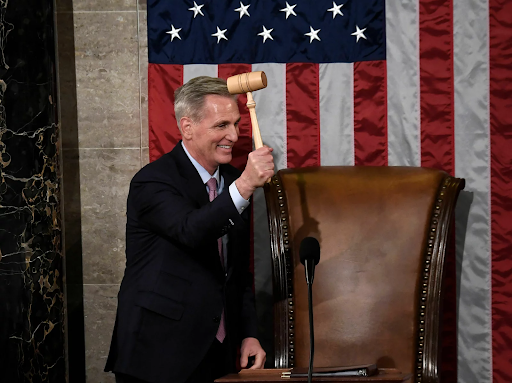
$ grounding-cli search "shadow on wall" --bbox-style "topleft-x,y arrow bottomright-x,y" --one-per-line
56,0 -> 87,381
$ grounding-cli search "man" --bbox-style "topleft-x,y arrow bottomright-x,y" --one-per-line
105,76 -> 274,383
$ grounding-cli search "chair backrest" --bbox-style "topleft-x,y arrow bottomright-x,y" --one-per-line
264,166 -> 464,382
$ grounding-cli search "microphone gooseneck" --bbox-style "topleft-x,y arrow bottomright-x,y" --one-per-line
307,278 -> 314,383
299,237 -> 321,383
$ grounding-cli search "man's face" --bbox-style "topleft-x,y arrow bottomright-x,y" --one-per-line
182,95 -> 241,175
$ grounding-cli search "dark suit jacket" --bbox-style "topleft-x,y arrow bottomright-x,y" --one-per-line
105,142 -> 258,383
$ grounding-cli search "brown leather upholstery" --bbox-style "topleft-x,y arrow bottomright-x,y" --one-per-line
264,167 -> 464,383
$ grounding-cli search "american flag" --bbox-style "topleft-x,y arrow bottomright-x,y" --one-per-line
146,1 -> 512,382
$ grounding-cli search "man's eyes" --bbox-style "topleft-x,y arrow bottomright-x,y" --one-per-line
216,122 -> 239,128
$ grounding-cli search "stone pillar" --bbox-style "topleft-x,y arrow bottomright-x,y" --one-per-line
64,0 -> 147,381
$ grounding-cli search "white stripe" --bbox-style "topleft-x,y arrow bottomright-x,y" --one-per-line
386,0 -> 421,167
252,63 -> 287,170
319,63 -> 354,166
453,0 -> 492,382
183,64 -> 218,84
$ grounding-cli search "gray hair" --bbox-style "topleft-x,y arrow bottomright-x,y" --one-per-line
174,76 -> 236,125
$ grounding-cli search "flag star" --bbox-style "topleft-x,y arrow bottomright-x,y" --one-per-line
258,25 -> 274,43
188,1 -> 204,18
165,25 -> 182,42
280,2 -> 297,19
351,25 -> 367,42
305,26 -> 321,43
234,2 -> 250,19
327,2 -> 344,19
212,26 -> 228,43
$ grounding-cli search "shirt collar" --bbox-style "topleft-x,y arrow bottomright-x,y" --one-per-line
181,141 -> 220,186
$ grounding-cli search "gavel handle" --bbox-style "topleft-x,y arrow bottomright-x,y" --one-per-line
246,92 -> 263,149
246,91 -> 270,183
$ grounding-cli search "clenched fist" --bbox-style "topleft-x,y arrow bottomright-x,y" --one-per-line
235,146 -> 275,200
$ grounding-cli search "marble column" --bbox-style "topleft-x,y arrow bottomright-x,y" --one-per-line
0,0 -> 65,382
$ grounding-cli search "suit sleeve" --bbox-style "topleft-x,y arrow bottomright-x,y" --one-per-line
128,176 -> 246,250
236,206 -> 259,341
239,273 -> 258,341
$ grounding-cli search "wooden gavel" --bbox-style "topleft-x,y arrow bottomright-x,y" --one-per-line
226,71 -> 267,150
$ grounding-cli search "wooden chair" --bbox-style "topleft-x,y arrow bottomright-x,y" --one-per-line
263,167 -> 464,382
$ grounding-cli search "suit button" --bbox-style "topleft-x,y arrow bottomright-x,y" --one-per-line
213,316 -> 221,323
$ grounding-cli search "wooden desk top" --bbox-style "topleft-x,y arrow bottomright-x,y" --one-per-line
215,369 -> 412,382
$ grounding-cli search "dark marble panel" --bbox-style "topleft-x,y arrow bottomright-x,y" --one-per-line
0,0 -> 65,382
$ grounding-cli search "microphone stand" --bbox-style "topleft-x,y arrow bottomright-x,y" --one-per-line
306,260 -> 315,383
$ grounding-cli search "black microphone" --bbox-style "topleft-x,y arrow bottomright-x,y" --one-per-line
299,237 -> 320,383
300,237 -> 320,285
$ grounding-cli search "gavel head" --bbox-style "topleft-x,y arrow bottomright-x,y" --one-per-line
226,71 -> 267,94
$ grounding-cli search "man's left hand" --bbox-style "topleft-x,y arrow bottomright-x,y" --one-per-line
240,337 -> 266,369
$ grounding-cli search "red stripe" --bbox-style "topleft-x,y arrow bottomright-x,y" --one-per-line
148,63 -> 183,162
286,63 -> 320,168
218,64 -> 253,173
353,60 -> 388,166
490,1 -> 512,381
419,1 -> 456,381
419,0 -> 455,172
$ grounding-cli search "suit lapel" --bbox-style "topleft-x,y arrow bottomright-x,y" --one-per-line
170,142 -> 209,207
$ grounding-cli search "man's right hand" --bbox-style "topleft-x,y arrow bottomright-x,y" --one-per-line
235,146 -> 275,200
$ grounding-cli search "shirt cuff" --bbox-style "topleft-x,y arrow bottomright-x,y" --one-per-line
229,181 -> 250,214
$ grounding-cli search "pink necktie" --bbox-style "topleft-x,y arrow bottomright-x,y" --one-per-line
206,177 -> 226,342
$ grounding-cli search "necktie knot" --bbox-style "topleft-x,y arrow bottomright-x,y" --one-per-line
206,177 -> 218,202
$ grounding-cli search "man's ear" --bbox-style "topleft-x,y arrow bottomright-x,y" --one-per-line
180,117 -> 194,140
